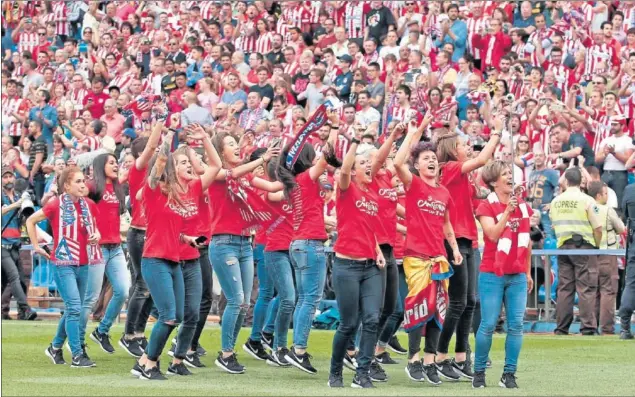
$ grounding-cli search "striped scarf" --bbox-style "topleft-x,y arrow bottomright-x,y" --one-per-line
55,194 -> 103,266
486,192 -> 531,277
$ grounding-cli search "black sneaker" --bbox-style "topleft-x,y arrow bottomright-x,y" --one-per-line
71,353 -> 95,368
375,351 -> 398,365
184,352 -> 205,368
196,345 -> 207,356
405,360 -> 424,381
18,309 -> 37,321
139,365 -> 167,380
472,371 -> 486,388
387,335 -> 407,355
499,372 -> 518,388
167,343 -> 176,357
435,359 -> 460,381
215,352 -> 245,374
452,358 -> 474,379
261,332 -> 274,351
119,336 -> 143,358
343,352 -> 358,371
90,329 -> 115,354
266,348 -> 291,367
369,360 -> 388,382
139,337 -> 148,351
45,344 -> 65,365
328,370 -> 344,388
284,348 -> 317,375
167,362 -> 192,376
81,344 -> 92,361
352,374 -> 375,388
130,361 -> 144,377
242,338 -> 271,361
422,363 -> 442,386
620,330 -> 634,340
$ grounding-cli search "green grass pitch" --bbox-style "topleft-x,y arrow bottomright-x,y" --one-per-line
1,321 -> 634,396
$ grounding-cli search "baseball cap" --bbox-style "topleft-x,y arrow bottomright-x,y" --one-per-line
2,165 -> 14,176
123,128 -> 137,140
338,54 -> 353,64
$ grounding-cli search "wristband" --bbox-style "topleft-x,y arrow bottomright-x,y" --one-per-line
330,125 -> 340,130
351,137 -> 360,145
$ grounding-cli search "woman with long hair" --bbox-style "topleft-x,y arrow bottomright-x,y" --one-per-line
393,118 -> 462,386
327,131 -> 386,389
83,153 -> 130,356
131,125 -> 221,380
197,78 -> 219,112
432,117 -> 502,380
209,132 -> 282,374
472,160 -> 534,389
27,166 -> 101,368
276,111 -> 341,374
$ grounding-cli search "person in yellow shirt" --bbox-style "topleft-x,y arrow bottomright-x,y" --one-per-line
549,168 -> 603,335
587,181 -> 625,335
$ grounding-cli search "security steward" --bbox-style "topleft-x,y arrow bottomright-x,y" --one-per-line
619,182 -> 635,340
550,168 -> 602,335
1,166 -> 36,321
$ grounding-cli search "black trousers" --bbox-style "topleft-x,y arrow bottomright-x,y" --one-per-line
437,238 -> 477,355
124,228 -> 153,335
1,245 -> 29,313
190,245 -> 213,350
408,321 -> 441,358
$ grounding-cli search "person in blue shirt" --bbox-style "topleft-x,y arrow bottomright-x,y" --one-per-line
334,55 -> 353,101
434,4 -> 468,62
512,1 -> 537,33
1,167 -> 36,321
528,150 -> 560,239
28,90 -> 58,154
186,46 -> 205,79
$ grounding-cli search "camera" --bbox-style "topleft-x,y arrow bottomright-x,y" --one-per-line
19,191 -> 35,219
514,65 -> 524,73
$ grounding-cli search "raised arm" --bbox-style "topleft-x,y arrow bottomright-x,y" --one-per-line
477,197 -> 517,242
148,129 -> 174,189
216,144 -> 281,181
308,110 -> 341,181
338,125 -> 361,192
136,116 -> 165,171
460,116 -> 502,174
371,123 -> 404,178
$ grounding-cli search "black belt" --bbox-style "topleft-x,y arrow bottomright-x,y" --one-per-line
101,243 -> 121,249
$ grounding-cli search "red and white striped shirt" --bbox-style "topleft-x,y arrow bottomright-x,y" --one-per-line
15,31 -> 38,54
109,72 -> 134,93
466,17 -> 488,60
583,42 -> 618,80
254,132 -> 294,150
307,1 -> 321,24
255,31 -> 274,55
527,29 -> 554,66
345,2 -> 368,39
1,95 -> 29,137
313,135 -> 349,160
284,61 -> 299,76
68,88 -> 88,118
236,20 -> 257,54
199,1 -> 216,21
96,46 -> 121,61
52,1 -> 70,37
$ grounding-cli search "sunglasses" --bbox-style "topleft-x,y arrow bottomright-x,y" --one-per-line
519,140 -> 529,144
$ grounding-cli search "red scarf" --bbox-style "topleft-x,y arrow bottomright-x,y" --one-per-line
486,192 -> 531,277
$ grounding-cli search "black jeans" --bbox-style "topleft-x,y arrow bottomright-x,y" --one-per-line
32,174 -> 46,206
124,228 -> 153,335
438,238 -> 477,355
601,170 -> 628,210
619,232 -> 635,328
330,257 -> 382,376
191,246 -> 213,350
408,321 -> 441,358
1,245 -> 29,312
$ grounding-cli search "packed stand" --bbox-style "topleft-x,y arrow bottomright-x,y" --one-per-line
1,0 -> 635,389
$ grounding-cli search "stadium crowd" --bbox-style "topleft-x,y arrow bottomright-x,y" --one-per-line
1,0 -> 635,390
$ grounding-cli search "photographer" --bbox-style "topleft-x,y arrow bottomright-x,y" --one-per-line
1,166 -> 37,321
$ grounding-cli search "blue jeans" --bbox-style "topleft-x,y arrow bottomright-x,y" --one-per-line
289,239 -> 327,350
209,235 -> 254,352
264,251 -> 296,349
475,272 -> 527,373
540,207 -> 555,240
330,257 -> 382,376
174,259 -> 202,359
142,258 -> 184,362
52,265 -> 89,357
250,244 -> 274,342
263,296 -> 280,335
94,246 -> 131,335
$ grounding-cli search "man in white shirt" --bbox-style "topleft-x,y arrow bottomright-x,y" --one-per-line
355,91 -> 381,134
397,1 -> 423,41
595,115 -> 635,209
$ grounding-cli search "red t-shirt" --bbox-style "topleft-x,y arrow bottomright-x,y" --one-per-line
333,183 -> 380,259
393,196 -> 406,260
179,179 -> 203,261
404,176 -> 452,258
370,170 -> 398,246
291,171 -> 327,241
94,183 -> 121,244
83,91 -> 110,119
476,200 -> 527,275
254,190 -> 268,245
141,181 -> 185,263
208,174 -> 254,236
439,161 -> 477,241
42,197 -> 99,266
265,198 -> 294,252
128,165 -> 147,229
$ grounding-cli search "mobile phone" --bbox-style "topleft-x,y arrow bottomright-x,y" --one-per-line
195,236 -> 207,245
43,246 -> 51,255
271,138 -> 282,148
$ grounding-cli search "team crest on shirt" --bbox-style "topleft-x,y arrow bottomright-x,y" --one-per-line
356,196 -> 379,216
417,196 -> 446,217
